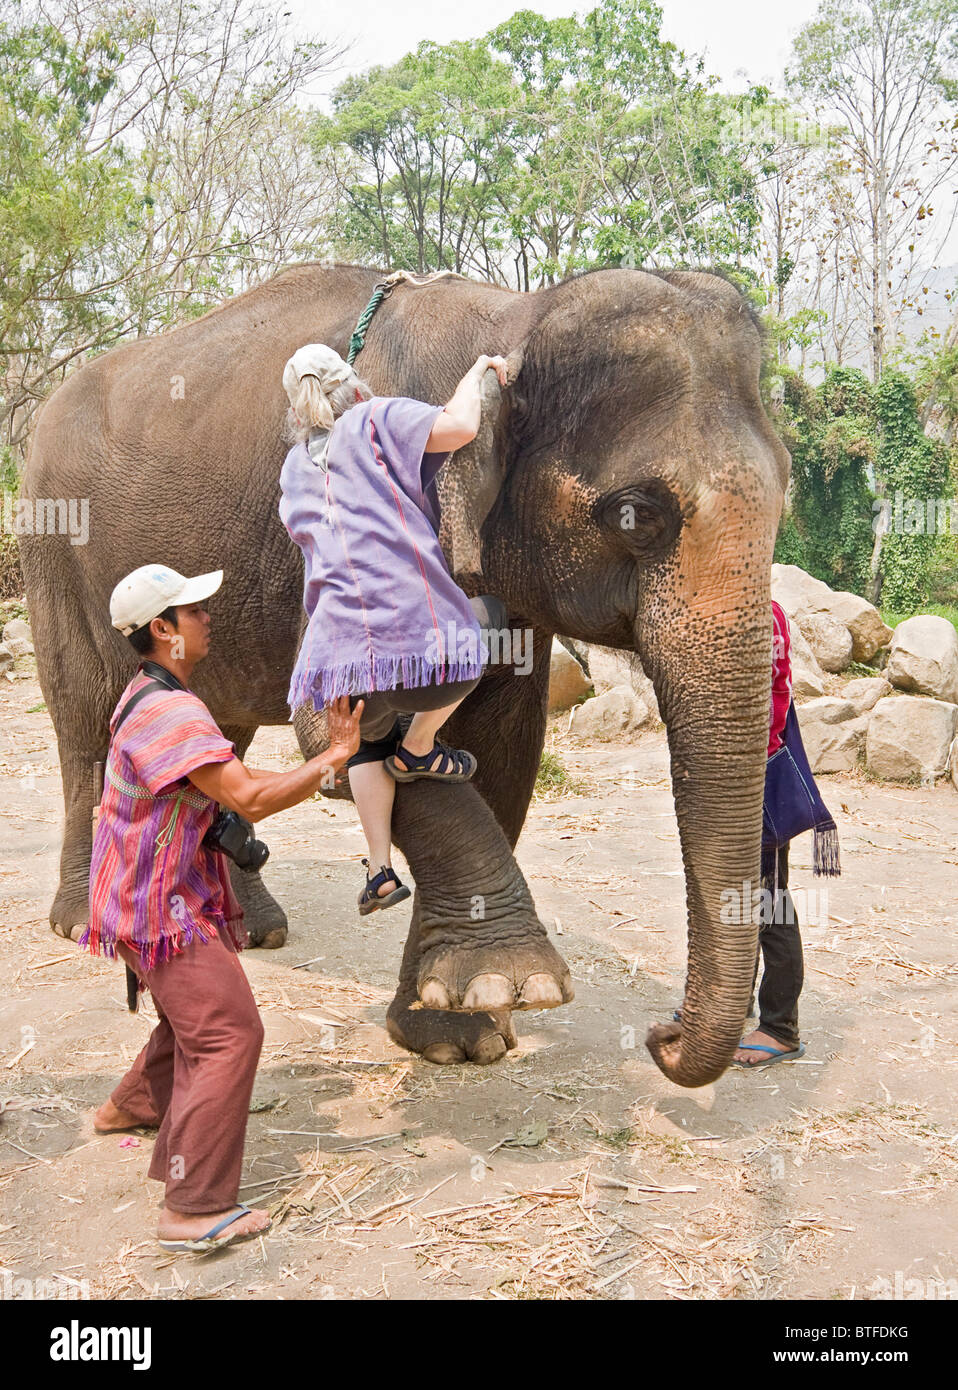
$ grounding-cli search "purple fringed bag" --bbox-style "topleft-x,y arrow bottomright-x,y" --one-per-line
763,702 -> 841,876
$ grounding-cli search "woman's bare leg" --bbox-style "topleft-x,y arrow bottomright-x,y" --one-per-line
348,760 -> 399,893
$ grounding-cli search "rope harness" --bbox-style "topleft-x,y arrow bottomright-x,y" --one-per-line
346,269 -> 461,366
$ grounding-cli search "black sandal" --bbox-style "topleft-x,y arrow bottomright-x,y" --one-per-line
358,859 -> 411,916
386,739 -> 477,784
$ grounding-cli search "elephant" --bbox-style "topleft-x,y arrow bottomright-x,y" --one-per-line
19,261 -> 789,1087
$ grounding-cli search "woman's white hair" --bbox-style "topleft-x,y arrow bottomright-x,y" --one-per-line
284,369 -> 373,444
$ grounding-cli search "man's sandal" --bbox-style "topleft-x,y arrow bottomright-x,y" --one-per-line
157,1204 -> 271,1254
358,860 -> 411,916
732,1042 -> 806,1069
386,739 -> 477,783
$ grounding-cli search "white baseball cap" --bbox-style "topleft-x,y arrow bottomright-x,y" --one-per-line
282,343 -> 352,405
110,564 -> 223,636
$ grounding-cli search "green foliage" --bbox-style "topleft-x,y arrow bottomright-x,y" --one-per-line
0,13 -> 138,374
535,747 -> 586,798
776,360 -> 957,610
0,446 -> 22,600
315,0 -> 766,283
774,365 -> 877,590
874,370 -> 952,611
881,604 -> 958,635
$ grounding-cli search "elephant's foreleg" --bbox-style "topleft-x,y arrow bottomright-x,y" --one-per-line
293,665 -> 572,1063
33,605 -> 114,940
442,617 -> 552,847
220,725 -> 288,949
51,749 -> 107,939
389,777 -> 572,1014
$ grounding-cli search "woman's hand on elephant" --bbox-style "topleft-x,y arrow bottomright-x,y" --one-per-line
474,354 -> 509,387
325,695 -> 363,765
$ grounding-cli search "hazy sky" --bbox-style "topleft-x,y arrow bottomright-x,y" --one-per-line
290,0 -> 825,100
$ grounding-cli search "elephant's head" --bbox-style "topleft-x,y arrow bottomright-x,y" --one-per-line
449,268 -> 789,1087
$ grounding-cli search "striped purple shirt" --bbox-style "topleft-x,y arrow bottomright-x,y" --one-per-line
81,670 -> 245,970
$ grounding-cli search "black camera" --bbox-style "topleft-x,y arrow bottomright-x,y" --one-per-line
203,809 -> 269,872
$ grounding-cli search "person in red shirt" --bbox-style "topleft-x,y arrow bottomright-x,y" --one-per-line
733,600 -> 805,1066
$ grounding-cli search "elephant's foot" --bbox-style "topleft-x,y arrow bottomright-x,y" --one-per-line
247,921 -> 288,950
228,865 -> 288,949
50,888 -> 89,943
417,934 -> 574,1013
387,992 -> 518,1064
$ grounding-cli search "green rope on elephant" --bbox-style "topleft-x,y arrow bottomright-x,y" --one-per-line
347,287 -> 387,365
346,269 -> 462,366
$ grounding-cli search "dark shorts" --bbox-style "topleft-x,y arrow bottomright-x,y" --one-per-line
347,595 -> 506,766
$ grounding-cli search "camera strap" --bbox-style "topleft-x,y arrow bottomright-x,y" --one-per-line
111,661 -> 188,737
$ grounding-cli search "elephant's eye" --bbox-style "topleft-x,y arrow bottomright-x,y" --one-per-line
593,481 -> 682,558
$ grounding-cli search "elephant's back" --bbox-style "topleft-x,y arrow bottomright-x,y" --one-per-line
23,263 -> 383,499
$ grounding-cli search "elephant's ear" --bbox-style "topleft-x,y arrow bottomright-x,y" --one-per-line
438,349 -> 521,589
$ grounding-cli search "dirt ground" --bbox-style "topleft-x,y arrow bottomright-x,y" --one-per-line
2,655 -> 957,1302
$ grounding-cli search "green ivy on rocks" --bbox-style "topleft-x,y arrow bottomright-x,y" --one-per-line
874,371 -> 951,613
773,366 -> 877,592
772,365 -> 956,609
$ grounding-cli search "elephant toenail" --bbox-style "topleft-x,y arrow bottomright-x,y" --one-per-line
462,974 -> 514,1010
420,979 -> 452,1009
518,972 -> 566,1008
255,927 -> 288,950
421,1042 -> 466,1064
470,1034 -> 508,1065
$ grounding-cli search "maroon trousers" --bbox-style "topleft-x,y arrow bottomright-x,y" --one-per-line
111,931 -> 264,1214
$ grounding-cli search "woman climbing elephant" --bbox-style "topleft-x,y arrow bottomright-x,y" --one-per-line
279,343 -> 509,916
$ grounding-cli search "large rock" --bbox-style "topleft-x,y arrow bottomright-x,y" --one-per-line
558,636 -> 591,671
588,645 -> 659,721
548,638 -> 591,712
842,676 -> 891,714
951,736 -> 958,793
795,613 -> 853,673
1,617 -> 33,658
568,685 -> 650,741
865,695 -> 958,781
786,620 -> 825,700
796,698 -> 867,773
884,615 -> 958,704
798,696 -> 856,726
772,563 -> 892,661
0,642 -> 13,675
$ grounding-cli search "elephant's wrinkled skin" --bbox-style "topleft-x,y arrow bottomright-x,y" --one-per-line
20,263 -> 788,1086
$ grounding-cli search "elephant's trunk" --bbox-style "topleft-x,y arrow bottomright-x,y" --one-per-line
640,555 -> 772,1087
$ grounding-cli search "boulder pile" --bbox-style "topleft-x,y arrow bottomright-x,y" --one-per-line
546,566 -> 958,785
1,615 -> 33,677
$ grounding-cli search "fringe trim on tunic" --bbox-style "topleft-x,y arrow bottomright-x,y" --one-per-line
80,916 -> 220,971
287,650 -> 486,713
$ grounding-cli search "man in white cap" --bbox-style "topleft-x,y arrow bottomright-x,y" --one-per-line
83,563 -> 363,1252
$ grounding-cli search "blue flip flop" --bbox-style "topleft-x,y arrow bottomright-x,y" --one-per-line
732,1042 -> 806,1069
158,1203 -> 270,1254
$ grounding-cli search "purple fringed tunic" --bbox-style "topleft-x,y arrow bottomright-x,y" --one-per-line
279,396 -> 485,714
